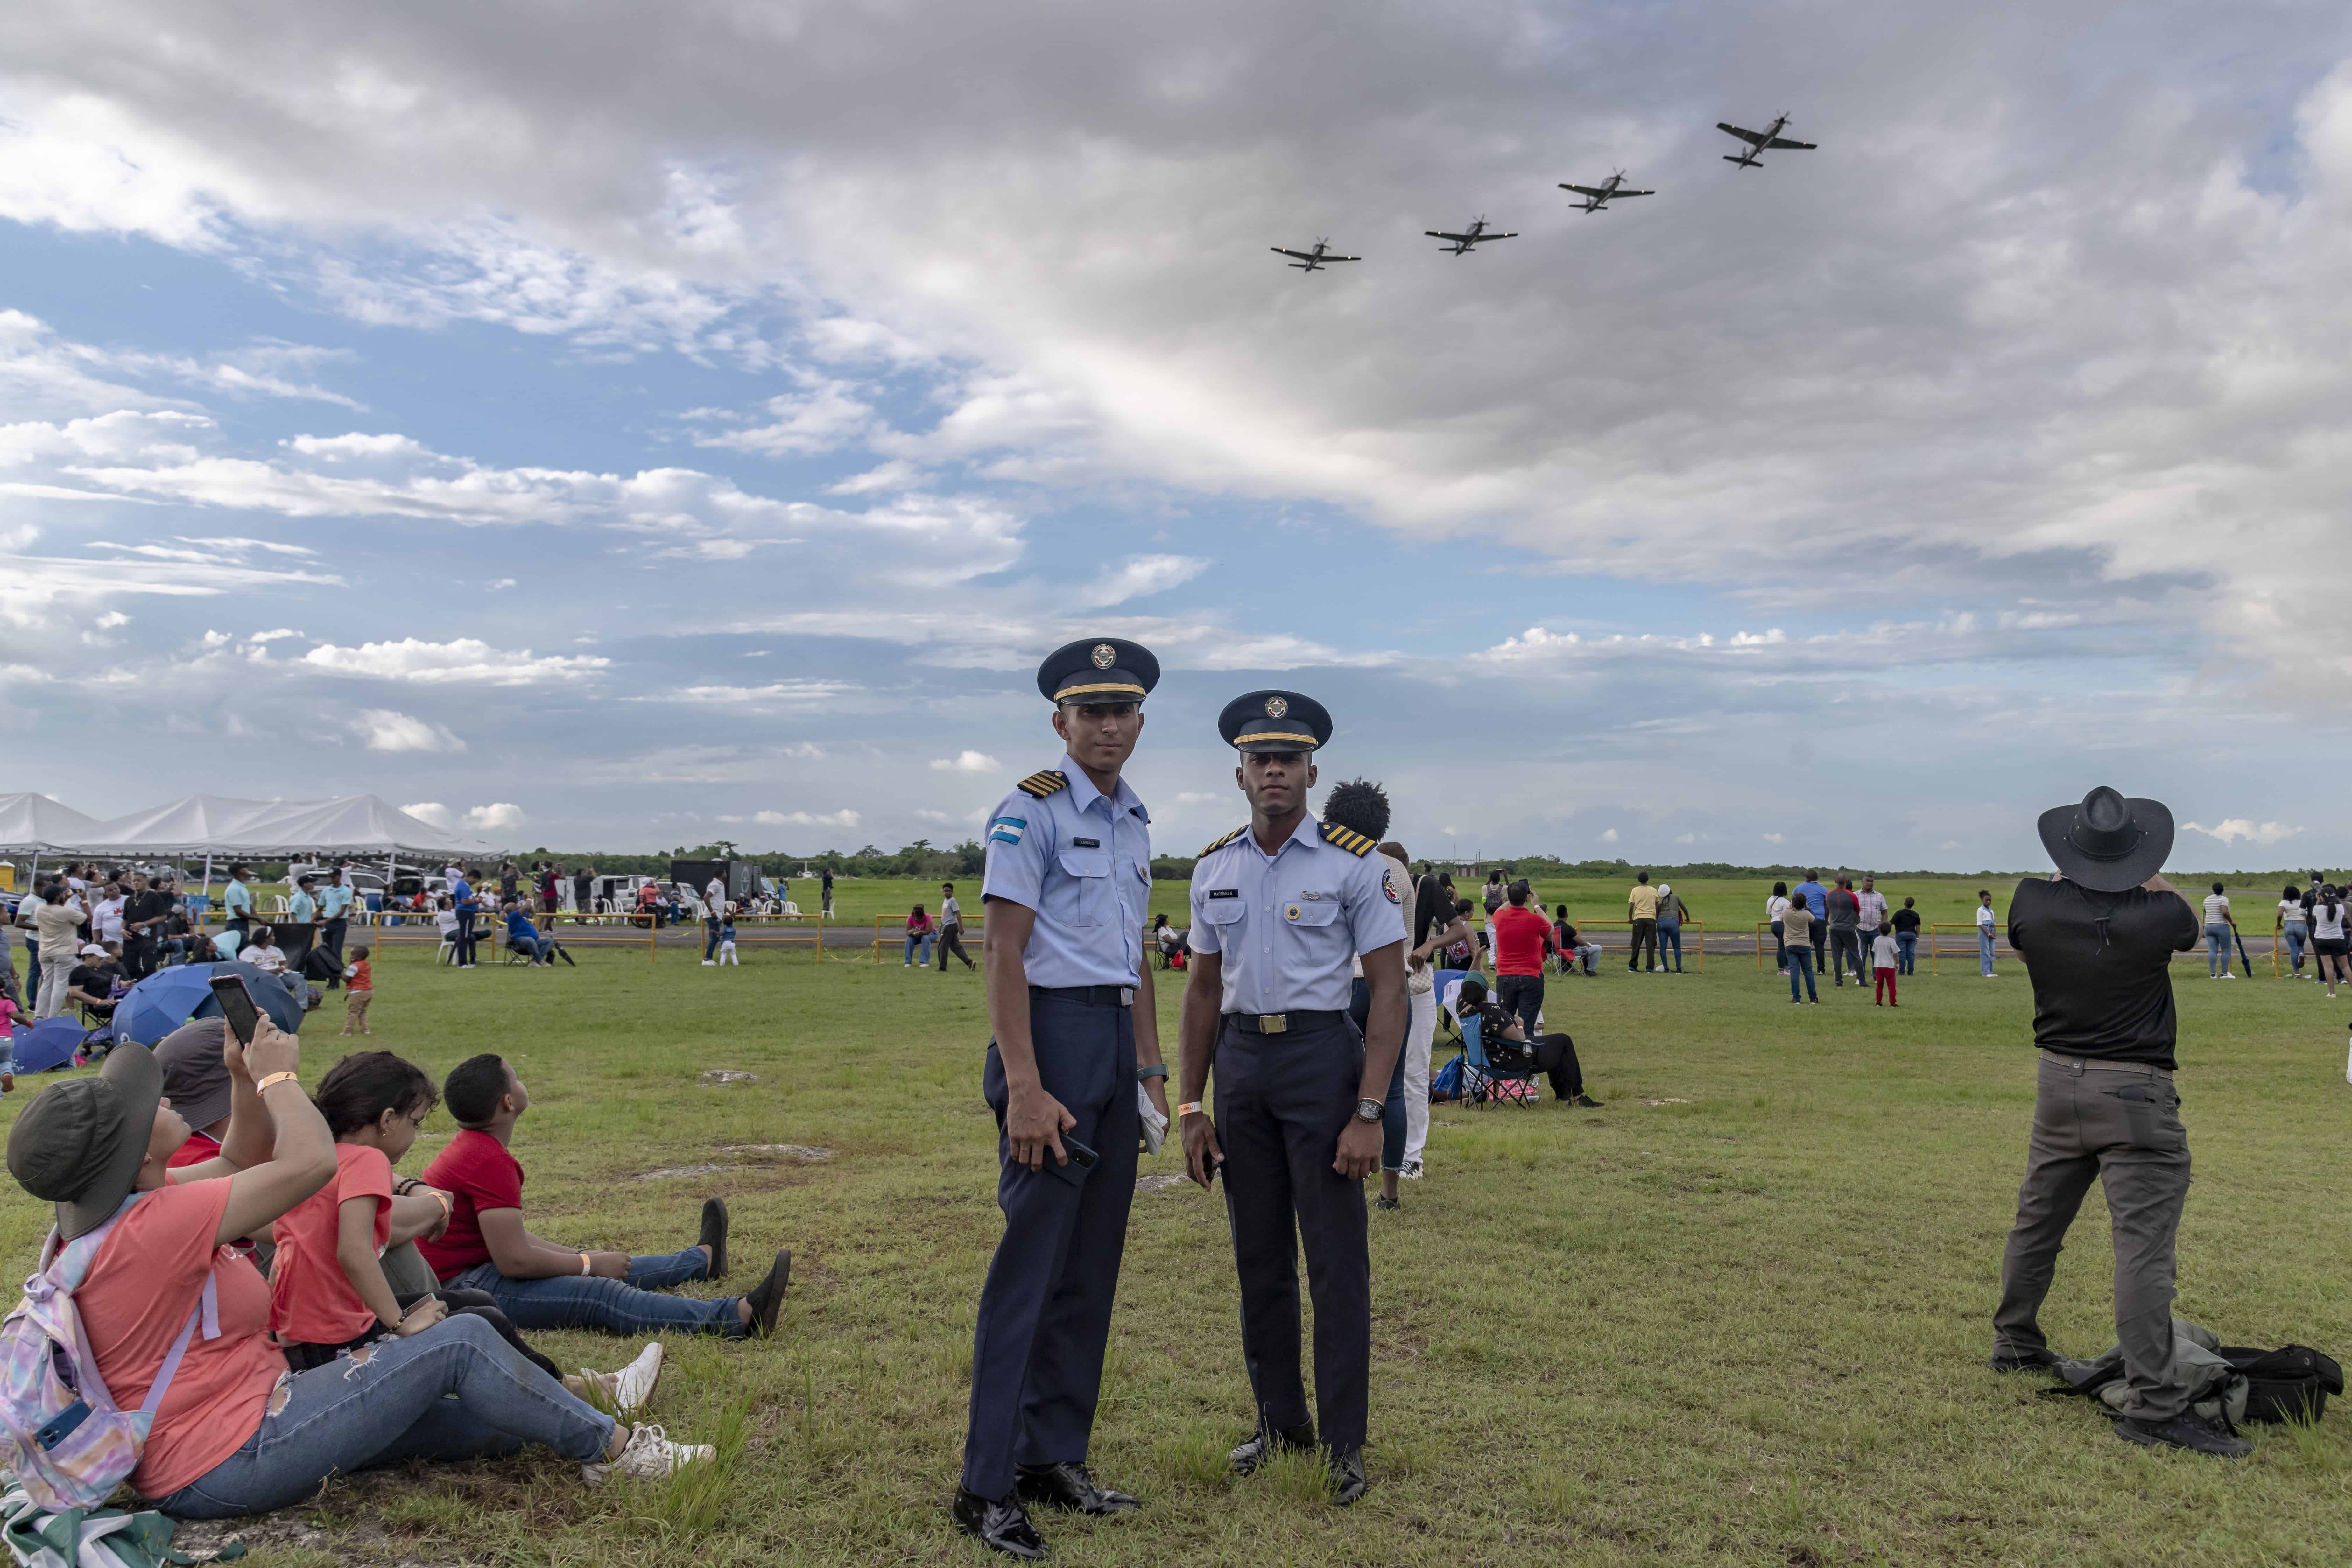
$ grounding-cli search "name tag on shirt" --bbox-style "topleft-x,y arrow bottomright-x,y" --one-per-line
1072,837 -> 1100,848
1208,888 -> 1240,899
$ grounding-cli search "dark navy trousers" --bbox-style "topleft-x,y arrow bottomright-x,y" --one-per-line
961,992 -> 1140,1500
1215,1013 -> 1370,1455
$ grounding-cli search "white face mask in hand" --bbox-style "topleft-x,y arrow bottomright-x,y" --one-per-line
1136,1084 -> 1168,1156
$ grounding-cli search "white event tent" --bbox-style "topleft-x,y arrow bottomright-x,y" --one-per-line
0,793 -> 106,855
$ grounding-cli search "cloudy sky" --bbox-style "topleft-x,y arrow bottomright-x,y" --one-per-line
4,0 -> 2350,868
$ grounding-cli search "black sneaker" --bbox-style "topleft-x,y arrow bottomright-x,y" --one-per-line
698,1197 -> 729,1280
1374,1194 -> 1400,1211
742,1249 -> 790,1338
1986,1347 -> 2059,1375
1570,1093 -> 1602,1108
2114,1413 -> 2252,1459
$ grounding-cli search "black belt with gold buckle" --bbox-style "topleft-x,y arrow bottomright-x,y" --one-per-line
1225,1010 -> 1344,1036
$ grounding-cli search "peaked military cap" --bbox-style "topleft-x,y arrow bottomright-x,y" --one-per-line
1037,637 -> 1159,705
1218,689 -> 1332,754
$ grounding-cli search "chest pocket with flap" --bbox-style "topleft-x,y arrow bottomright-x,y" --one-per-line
1049,847 -> 1110,926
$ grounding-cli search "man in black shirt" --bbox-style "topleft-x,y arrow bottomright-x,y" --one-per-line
121,871 -> 173,981
1988,787 -> 2240,1457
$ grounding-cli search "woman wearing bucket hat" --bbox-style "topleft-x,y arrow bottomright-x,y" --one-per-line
5,1020 -> 715,1519
1986,787 -> 2243,1457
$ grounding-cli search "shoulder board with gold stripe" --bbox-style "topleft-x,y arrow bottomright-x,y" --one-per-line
1199,826 -> 1248,856
1319,822 -> 1375,856
1016,770 -> 1069,799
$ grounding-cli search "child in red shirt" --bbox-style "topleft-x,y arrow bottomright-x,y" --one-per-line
272,1051 -> 660,1410
338,946 -> 374,1037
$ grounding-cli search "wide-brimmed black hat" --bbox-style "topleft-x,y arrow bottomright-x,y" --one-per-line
1036,638 -> 1159,705
2037,786 -> 2174,893
7,1044 -> 164,1241
1218,690 -> 1333,754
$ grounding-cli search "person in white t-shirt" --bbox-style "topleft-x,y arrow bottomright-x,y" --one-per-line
238,925 -> 288,973
1871,924 -> 1901,1007
2310,886 -> 2350,998
92,887 -> 126,946
2200,882 -> 2236,980
702,876 -> 727,964
1766,883 -> 1792,976
1975,889 -> 1998,977
2278,884 -> 2310,979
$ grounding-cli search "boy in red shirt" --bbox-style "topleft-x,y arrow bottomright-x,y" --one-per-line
418,1054 -> 791,1338
339,945 -> 374,1036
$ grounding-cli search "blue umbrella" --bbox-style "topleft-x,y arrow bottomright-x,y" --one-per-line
190,960 -> 306,1035
13,1018 -> 85,1074
115,966 -> 221,1048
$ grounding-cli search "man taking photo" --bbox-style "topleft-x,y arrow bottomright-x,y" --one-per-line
1988,787 -> 2237,1456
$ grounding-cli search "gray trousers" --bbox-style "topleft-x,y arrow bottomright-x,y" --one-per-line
1993,1053 -> 2193,1420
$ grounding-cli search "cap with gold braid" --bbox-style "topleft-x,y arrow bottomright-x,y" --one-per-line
1036,637 -> 1160,705
1217,689 -> 1333,754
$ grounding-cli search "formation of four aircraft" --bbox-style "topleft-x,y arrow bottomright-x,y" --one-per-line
1271,114 -> 1817,272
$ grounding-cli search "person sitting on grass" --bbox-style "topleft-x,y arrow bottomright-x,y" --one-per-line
237,925 -> 287,975
3,1025 -> 714,1523
503,900 -> 556,966
1454,974 -> 1601,1106
272,1050 -> 663,1413
416,1053 -> 790,1338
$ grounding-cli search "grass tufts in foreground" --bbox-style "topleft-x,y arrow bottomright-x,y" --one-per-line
4,935 -> 2350,1565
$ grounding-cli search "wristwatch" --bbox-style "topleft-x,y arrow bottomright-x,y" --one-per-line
1354,1098 -> 1384,1124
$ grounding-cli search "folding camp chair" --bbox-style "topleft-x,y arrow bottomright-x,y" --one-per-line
1453,1010 -> 1540,1109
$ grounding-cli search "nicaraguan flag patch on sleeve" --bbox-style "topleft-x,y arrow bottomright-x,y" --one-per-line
989,816 -> 1027,846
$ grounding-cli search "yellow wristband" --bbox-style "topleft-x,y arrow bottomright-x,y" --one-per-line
579,1251 -> 592,1276
1176,1101 -> 1205,1117
255,1072 -> 299,1094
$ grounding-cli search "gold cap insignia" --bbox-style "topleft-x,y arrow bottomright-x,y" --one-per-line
1091,643 -> 1116,669
1265,695 -> 1289,718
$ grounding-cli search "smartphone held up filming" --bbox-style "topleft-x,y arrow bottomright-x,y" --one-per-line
208,974 -> 263,1045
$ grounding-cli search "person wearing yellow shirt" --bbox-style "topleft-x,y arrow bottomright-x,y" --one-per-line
1626,873 -> 1661,973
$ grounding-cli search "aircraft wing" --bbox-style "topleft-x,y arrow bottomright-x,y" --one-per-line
1426,230 -> 1471,241
1611,187 -> 1654,197
1320,253 -> 1361,262
1271,248 -> 1317,261
1717,122 -> 1769,145
1764,136 -> 1816,150
1479,231 -> 1518,241
1560,184 -> 1610,198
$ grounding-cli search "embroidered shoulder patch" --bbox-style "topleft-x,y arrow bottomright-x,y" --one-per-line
1016,770 -> 1070,799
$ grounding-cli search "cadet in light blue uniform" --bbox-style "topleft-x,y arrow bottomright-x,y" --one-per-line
319,863 -> 355,986
1176,690 -> 1407,1508
954,638 -> 1170,1562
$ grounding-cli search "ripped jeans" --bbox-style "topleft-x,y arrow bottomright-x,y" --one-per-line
152,1313 -> 613,1520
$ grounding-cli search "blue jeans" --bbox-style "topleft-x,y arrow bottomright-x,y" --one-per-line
153,1314 -> 612,1520
1770,919 -> 1785,971
1895,930 -> 1917,974
2285,923 -> 2307,973
513,933 -> 553,961
705,918 -> 723,960
905,932 -> 933,964
445,1246 -> 743,1337
1787,946 -> 1817,1002
1979,928 -> 1996,975
1657,918 -> 1682,971
2205,922 -> 2232,976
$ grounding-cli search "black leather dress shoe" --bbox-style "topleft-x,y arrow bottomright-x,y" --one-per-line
1016,1461 -> 1138,1515
1229,1417 -> 1318,1475
1329,1448 -> 1368,1506
952,1487 -> 1046,1559
1985,1347 -> 2059,1374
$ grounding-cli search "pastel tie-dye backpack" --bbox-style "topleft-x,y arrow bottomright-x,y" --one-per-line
0,1196 -> 216,1511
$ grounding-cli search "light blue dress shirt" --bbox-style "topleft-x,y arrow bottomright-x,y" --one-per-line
320,882 -> 353,919
1188,819 -> 1407,1015
288,891 -> 316,924
981,755 -> 1151,989
223,879 -> 253,918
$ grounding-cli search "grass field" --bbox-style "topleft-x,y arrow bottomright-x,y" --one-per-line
6,897 -> 2350,1566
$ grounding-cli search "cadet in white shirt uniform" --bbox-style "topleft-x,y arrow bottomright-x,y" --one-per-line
1177,690 -> 1406,1508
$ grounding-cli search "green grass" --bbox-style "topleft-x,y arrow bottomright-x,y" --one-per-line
8,932 -> 2351,1565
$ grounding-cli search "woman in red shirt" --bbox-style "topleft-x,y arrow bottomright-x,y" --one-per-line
3,1022 -> 711,1521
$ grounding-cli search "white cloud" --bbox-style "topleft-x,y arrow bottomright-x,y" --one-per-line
300,637 -> 609,685
353,708 -> 466,753
2183,819 -> 2300,847
928,750 -> 1001,774
1673,833 -> 1696,845
467,802 -> 526,831
689,375 -> 876,457
401,801 -> 454,828
660,680 -> 859,709
1073,554 -> 1210,609
1598,828 -> 1619,844
1763,833 -> 1786,845
248,627 -> 302,643
753,808 -> 862,830
284,432 -> 425,459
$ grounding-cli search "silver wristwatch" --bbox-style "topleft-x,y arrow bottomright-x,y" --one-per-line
1354,1098 -> 1384,1123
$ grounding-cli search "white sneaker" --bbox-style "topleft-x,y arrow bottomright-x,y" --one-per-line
599,1342 -> 664,1415
1400,1159 -> 1423,1181
2220,973 -> 2236,980
584,1423 -> 715,1485
702,960 -> 716,966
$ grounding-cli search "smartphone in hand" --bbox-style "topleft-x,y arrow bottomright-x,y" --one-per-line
1046,1135 -> 1099,1188
208,974 -> 262,1045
